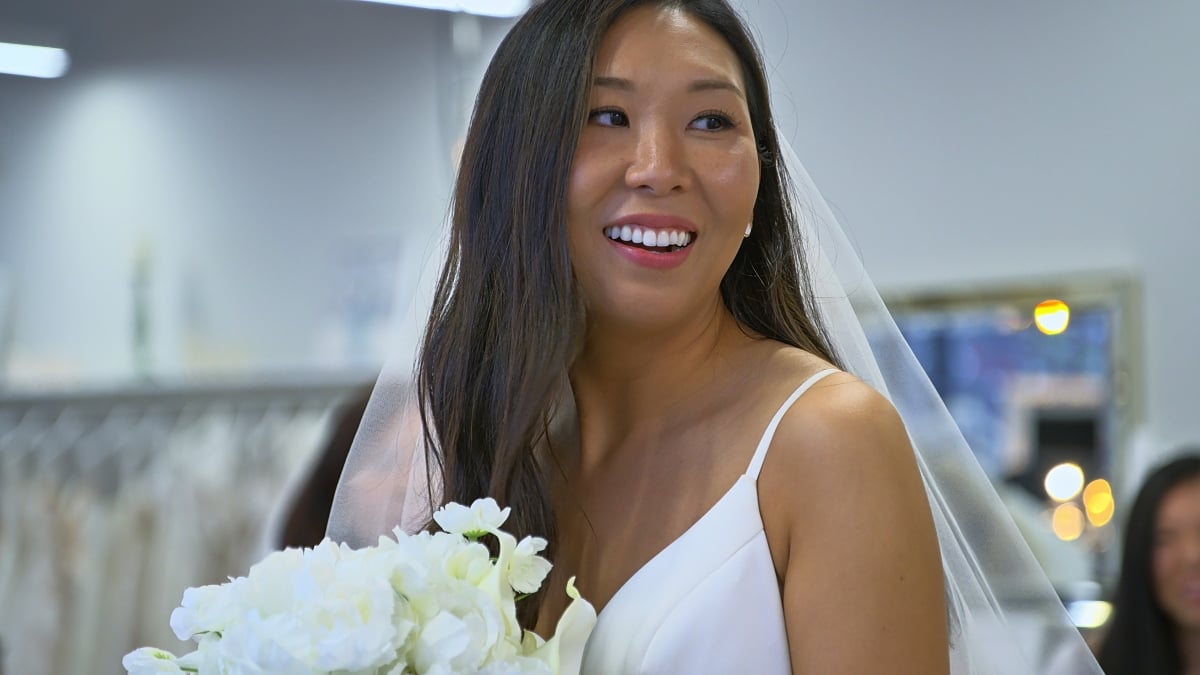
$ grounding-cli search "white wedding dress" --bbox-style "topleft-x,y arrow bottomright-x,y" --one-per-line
580,369 -> 838,674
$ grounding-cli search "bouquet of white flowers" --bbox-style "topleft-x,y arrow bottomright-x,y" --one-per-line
123,498 -> 596,675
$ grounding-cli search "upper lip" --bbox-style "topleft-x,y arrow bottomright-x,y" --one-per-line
607,213 -> 698,233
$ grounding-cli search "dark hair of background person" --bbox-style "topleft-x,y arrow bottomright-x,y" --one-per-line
416,0 -> 843,627
1099,452 -> 1200,675
278,385 -> 374,549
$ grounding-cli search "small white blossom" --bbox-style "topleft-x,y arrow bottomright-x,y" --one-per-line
509,536 -> 554,594
121,648 -> 186,675
433,497 -> 511,538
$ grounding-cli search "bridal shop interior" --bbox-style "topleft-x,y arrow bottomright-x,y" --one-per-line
0,0 -> 1197,672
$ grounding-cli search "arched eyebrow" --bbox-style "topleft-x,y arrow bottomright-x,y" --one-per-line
592,76 -> 745,100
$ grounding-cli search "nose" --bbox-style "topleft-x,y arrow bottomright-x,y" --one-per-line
624,123 -> 689,195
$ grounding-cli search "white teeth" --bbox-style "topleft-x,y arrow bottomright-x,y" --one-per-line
604,225 -> 694,249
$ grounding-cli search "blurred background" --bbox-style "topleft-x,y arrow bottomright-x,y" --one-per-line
0,0 -> 1197,672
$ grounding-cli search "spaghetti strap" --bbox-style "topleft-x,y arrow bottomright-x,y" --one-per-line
745,369 -> 839,480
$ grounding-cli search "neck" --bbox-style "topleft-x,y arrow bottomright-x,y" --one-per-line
568,296 -> 751,466
1180,626 -> 1200,674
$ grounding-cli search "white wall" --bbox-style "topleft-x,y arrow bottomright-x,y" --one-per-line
0,0 -> 467,383
739,0 -> 1200,454
1,0 -> 1196,455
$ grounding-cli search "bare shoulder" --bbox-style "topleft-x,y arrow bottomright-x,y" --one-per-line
756,350 -> 949,673
738,344 -> 918,505
751,344 -> 911,482
765,368 -> 922,539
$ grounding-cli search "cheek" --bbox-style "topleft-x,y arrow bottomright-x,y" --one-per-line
566,147 -> 618,298
1154,545 -> 1179,588
566,159 -> 598,252
567,145 -> 615,236
1154,549 -> 1168,582
707,144 -> 760,219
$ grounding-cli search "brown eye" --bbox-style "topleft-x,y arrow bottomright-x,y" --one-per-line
590,109 -> 629,127
689,113 -> 734,132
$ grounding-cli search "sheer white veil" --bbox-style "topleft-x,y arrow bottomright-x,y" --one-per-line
327,4 -> 1103,673
780,139 -> 1102,673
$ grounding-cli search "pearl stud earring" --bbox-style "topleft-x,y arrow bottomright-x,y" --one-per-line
744,223 -> 753,238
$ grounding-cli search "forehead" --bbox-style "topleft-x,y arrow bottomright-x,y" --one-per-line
1158,477 -> 1200,526
593,5 -> 745,90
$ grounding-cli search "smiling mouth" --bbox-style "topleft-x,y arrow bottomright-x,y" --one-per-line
603,224 -> 695,252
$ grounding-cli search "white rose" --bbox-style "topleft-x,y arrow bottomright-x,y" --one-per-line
381,531 -> 437,598
412,611 -> 473,673
408,576 -> 511,667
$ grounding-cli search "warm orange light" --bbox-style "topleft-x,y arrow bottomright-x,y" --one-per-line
1034,299 -> 1070,335
1083,479 -> 1115,527
1053,503 -> 1086,541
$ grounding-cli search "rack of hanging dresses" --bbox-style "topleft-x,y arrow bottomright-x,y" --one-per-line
0,374 -> 370,675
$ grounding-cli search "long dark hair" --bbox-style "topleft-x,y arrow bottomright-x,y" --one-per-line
1100,453 -> 1200,675
416,0 -> 840,625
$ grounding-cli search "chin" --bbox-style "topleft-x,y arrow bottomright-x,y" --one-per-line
596,307 -> 689,332
587,296 -> 696,333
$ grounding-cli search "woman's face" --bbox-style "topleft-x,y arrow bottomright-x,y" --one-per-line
566,5 -> 760,330
1153,477 -> 1200,631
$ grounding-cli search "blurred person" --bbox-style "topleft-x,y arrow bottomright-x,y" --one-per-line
1100,452 -> 1200,674
275,385 -> 373,549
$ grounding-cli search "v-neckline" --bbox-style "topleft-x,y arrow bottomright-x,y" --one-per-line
592,473 -> 756,621
563,369 -> 837,627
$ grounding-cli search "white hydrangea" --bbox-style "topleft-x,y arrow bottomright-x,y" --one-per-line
125,498 -> 596,675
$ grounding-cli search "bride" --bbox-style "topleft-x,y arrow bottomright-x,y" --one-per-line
329,1 -> 1104,673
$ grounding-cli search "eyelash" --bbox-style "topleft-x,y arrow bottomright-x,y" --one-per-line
691,109 -> 737,131
587,108 -> 739,131
589,108 -> 629,127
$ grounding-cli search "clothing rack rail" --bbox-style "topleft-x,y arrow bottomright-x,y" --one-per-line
0,371 -> 373,413
0,373 -> 373,675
